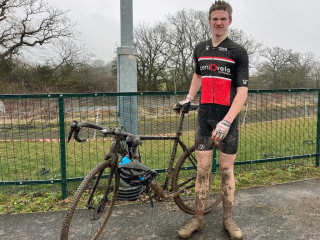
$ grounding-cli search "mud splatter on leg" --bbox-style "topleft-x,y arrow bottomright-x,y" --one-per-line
219,153 -> 236,220
194,150 -> 213,218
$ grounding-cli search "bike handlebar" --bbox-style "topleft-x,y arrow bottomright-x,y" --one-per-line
68,104 -> 199,143
67,121 -> 134,143
173,103 -> 198,112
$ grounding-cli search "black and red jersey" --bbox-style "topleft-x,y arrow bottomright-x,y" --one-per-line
194,37 -> 249,107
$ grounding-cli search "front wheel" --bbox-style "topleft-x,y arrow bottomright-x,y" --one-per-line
172,145 -> 222,215
60,159 -> 120,240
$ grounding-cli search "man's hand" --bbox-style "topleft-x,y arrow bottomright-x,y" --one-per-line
212,120 -> 231,142
174,94 -> 194,114
173,99 -> 191,114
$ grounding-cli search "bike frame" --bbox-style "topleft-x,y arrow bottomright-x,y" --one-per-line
138,111 -> 195,193
69,106 -> 198,204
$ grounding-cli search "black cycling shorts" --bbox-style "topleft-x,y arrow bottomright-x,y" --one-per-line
195,105 -> 239,155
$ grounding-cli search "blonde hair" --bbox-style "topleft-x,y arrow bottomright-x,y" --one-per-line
208,0 -> 233,20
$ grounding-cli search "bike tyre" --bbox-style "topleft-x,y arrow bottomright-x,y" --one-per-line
60,159 -> 120,240
172,145 -> 222,215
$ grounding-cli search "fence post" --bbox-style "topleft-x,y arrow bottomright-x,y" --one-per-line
316,90 -> 320,167
211,149 -> 217,174
58,95 -> 67,199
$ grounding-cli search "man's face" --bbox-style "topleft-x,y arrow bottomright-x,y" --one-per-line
209,10 -> 232,38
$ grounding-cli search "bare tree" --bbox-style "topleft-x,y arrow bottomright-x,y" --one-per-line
134,10 -> 261,91
257,46 -> 293,89
166,10 -> 209,91
134,22 -> 172,91
0,0 -> 76,64
311,61 -> 320,88
228,28 -> 262,72
50,39 -> 89,73
229,29 -> 261,56
289,52 -> 315,88
255,47 -> 318,89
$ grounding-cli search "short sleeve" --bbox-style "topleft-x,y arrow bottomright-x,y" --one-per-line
194,47 -> 201,75
236,48 -> 249,87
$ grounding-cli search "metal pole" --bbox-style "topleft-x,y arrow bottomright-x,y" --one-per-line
117,0 -> 138,135
316,90 -> 320,167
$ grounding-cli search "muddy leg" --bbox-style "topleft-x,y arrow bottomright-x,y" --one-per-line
178,150 -> 213,239
219,152 -> 242,239
219,152 -> 235,219
194,150 -> 213,217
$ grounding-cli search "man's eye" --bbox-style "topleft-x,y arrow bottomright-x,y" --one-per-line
211,18 -> 227,21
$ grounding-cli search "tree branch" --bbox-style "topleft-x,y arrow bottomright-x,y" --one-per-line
0,0 -> 76,64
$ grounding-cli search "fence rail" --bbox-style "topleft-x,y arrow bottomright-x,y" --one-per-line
0,89 -> 319,198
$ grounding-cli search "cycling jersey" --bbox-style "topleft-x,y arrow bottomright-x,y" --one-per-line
194,37 -> 249,106
193,37 -> 249,154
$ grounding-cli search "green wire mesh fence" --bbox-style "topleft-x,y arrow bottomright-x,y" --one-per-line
0,90 -> 319,197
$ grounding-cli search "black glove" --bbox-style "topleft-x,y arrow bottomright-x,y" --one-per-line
174,99 -> 191,114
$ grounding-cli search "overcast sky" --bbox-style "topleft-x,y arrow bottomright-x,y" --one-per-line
47,0 -> 320,64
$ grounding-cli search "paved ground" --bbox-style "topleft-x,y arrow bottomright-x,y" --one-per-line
1,179 -> 320,240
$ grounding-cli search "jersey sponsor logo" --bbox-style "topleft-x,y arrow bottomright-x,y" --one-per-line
218,47 -> 227,51
198,144 -> 205,150
200,64 -> 231,75
242,79 -> 248,85
199,56 -> 234,76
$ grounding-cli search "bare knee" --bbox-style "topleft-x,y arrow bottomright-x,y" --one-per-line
219,152 -> 236,170
196,150 -> 213,171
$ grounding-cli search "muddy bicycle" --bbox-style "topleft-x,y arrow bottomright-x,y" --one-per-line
60,104 -> 222,240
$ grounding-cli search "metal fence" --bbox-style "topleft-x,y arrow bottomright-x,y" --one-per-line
0,89 -> 319,198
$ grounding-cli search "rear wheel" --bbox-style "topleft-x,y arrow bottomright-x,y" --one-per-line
60,159 -> 120,240
172,145 -> 222,215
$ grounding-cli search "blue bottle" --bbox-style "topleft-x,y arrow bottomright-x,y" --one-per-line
120,156 -> 131,165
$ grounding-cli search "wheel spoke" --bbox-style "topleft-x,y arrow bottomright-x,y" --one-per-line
172,145 -> 222,215
177,175 -> 196,188
60,161 -> 120,240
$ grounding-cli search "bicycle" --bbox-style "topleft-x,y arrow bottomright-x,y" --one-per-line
60,104 -> 222,240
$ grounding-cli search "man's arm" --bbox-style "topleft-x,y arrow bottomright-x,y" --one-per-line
223,45 -> 249,122
212,87 -> 248,142
174,73 -> 202,114
223,87 -> 248,123
187,73 -> 202,101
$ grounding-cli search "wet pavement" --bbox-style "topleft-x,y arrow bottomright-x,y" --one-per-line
1,179 -> 319,240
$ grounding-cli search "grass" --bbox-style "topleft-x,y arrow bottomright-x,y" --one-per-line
0,115 -> 317,182
0,162 -> 319,214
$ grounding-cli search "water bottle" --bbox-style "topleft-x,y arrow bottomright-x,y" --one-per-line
120,156 -> 131,165
119,156 -> 135,189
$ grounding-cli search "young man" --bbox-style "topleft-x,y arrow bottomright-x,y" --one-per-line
175,1 -> 248,239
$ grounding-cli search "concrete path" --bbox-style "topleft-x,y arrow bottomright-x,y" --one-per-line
1,179 -> 319,240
